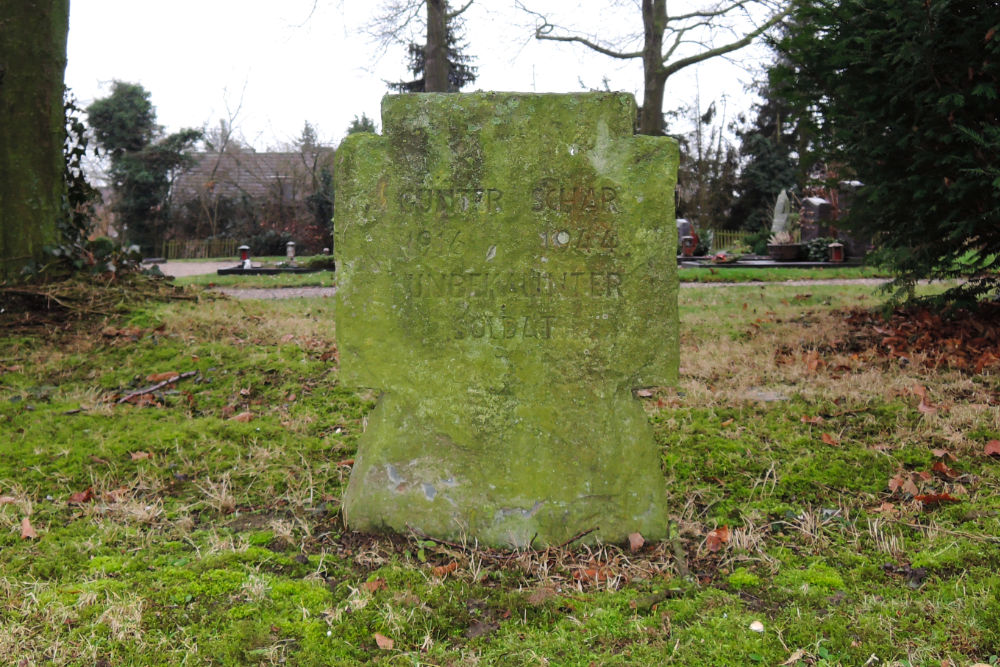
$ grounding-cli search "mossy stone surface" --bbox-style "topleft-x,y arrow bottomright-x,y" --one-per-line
335,92 -> 679,547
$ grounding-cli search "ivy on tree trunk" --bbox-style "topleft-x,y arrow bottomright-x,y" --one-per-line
0,0 -> 70,279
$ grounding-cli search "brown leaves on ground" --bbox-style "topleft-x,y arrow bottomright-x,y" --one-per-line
985,440 -> 1000,457
911,383 -> 939,414
146,371 -> 180,383
373,633 -> 394,650
845,304 -> 1000,372
361,578 -> 386,593
705,525 -> 730,553
68,487 -> 95,505
572,565 -> 612,582
432,561 -> 459,578
130,451 -> 154,461
821,432 -> 840,446
21,517 -> 37,539
627,532 -> 645,553
229,411 -> 254,423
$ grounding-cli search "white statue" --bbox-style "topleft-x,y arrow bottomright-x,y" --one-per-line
771,189 -> 791,234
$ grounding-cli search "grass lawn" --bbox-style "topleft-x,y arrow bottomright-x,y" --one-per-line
174,264 -> 889,290
1,280 -> 998,665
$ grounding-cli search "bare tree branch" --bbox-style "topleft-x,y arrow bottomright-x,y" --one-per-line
660,5 -> 788,78
447,0 -> 474,19
534,26 -> 644,60
517,1 -> 642,60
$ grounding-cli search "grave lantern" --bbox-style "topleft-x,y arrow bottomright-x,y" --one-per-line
286,241 -> 296,262
828,242 -> 845,263
238,244 -> 251,269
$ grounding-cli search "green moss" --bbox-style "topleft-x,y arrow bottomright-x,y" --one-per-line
777,562 -> 846,593
728,567 -> 762,589
337,92 -> 678,547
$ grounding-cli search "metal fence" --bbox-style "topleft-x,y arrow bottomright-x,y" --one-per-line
709,229 -> 751,252
708,228 -> 800,252
160,238 -> 239,260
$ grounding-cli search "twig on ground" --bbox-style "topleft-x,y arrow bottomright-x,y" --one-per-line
116,371 -> 197,405
557,527 -> 598,549
668,521 -> 690,578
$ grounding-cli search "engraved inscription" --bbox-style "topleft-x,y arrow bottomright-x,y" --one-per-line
396,269 -> 624,300
399,187 -> 503,215
453,313 -> 556,340
531,180 -> 619,214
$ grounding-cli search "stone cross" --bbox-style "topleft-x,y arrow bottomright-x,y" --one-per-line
335,93 -> 679,548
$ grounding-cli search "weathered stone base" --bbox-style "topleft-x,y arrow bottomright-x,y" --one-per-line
342,387 -> 668,548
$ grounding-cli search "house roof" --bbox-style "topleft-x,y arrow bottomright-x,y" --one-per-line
172,150 -> 333,202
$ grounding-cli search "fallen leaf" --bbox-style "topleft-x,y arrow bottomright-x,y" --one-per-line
985,440 -> 1000,456
130,451 -> 153,461
280,334 -> 296,343
0,495 -> 18,505
21,517 -> 37,539
782,649 -> 806,665
932,461 -> 959,478
915,493 -> 961,506
573,567 -> 609,582
432,561 -> 458,578
336,459 -> 355,467
373,633 -> 394,650
68,487 -> 94,505
89,455 -> 109,465
931,448 -> 957,460
889,474 -> 919,496
876,502 -> 898,515
146,372 -> 179,383
635,388 -> 654,397
917,398 -> 938,415
801,415 -> 824,425
103,487 -> 129,503
720,418 -> 734,427
230,411 -> 254,423
911,383 -> 928,400
805,350 -> 821,373
362,578 -> 386,593
821,432 -> 839,446
628,532 -> 645,553
749,620 -> 765,633
706,525 -> 730,552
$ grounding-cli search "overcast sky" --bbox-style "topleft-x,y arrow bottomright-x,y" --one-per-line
65,1 -> 775,150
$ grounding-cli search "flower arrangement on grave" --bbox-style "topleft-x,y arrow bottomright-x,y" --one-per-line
767,230 -> 803,261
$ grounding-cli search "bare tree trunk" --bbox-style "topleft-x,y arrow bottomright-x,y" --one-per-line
0,0 -> 70,279
638,0 -> 667,135
425,0 -> 449,92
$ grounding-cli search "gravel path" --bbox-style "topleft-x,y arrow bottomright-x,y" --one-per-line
213,287 -> 338,299
207,279 -> 891,300
151,261 -> 235,278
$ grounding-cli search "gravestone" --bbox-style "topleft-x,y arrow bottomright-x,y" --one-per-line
335,92 -> 679,548
801,196 -> 835,240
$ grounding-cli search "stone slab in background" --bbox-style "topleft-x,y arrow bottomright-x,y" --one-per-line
335,92 -> 679,548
